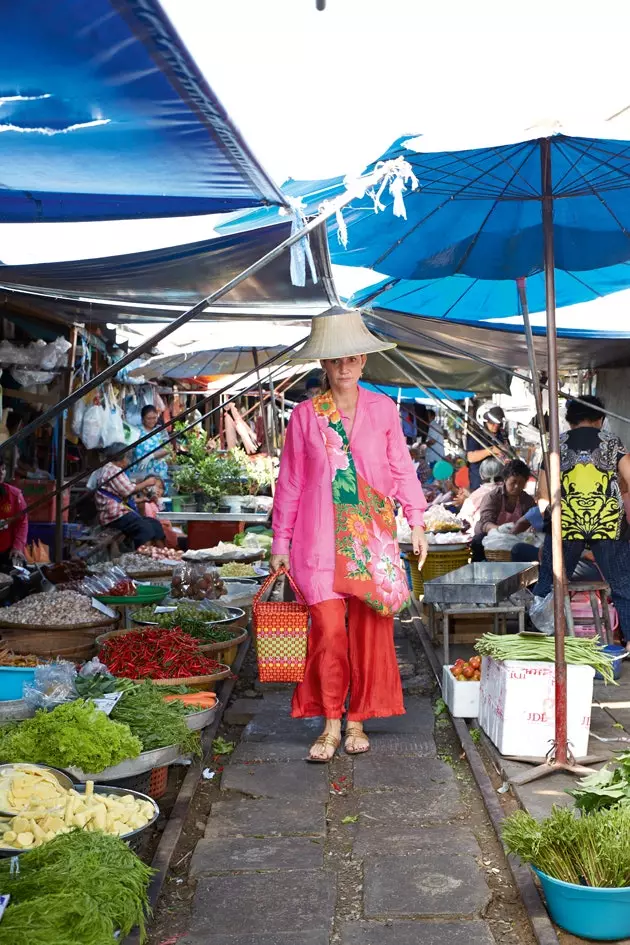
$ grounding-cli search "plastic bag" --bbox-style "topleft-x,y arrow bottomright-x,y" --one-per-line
40,336 -> 72,370
23,660 -> 77,710
171,562 -> 224,600
11,368 -> 56,387
529,592 -> 555,635
80,403 -> 106,450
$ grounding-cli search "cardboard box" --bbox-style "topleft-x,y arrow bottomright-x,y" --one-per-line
442,664 -> 481,718
479,656 -> 594,758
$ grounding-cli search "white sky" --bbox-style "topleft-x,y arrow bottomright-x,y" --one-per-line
2,0 -> 630,322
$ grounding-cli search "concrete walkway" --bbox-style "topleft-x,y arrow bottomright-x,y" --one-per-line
178,626 -> 532,945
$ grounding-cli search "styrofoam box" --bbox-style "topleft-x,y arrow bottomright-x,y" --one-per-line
479,656 -> 595,758
442,664 -> 481,718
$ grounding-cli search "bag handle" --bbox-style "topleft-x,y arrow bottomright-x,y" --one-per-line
253,567 -> 307,607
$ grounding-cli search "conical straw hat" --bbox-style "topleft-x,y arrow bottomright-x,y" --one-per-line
293,306 -> 396,361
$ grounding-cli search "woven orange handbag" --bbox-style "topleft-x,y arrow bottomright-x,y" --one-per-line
253,568 -> 309,683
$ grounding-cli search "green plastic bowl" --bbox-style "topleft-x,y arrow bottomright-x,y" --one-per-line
96,584 -> 169,606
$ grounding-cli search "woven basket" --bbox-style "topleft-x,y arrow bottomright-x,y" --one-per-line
253,569 -> 309,683
198,628 -> 249,665
485,549 -> 513,562
405,547 -> 471,597
0,623 -> 117,659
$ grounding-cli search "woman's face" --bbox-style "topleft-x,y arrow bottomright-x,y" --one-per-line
505,475 -> 527,497
143,409 -> 158,430
321,355 -> 366,392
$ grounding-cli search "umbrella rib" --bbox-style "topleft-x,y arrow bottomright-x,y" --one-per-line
404,140 -> 539,199
553,139 -> 630,242
555,138 -> 630,196
439,277 -> 481,319
367,142 -> 537,272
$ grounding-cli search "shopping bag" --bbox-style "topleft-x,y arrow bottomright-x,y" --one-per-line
253,568 -> 309,683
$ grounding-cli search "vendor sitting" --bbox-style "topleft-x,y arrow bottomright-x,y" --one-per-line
136,478 -> 185,550
90,444 -> 165,549
0,456 -> 28,571
471,459 -> 534,561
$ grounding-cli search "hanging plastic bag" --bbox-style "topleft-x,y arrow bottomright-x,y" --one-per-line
40,336 -> 72,370
81,403 -> 106,450
529,592 -> 555,635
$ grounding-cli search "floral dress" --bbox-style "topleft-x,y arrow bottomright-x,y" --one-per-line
133,427 -> 170,493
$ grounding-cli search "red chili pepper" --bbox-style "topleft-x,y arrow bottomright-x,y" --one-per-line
100,626 -> 226,680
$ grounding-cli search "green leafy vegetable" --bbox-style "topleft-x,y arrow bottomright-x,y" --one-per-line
503,804 -> 630,887
0,830 -> 154,944
0,700 -> 141,773
341,815 -> 359,824
111,681 -> 201,755
212,736 -> 235,756
568,752 -> 630,812
74,673 -> 120,699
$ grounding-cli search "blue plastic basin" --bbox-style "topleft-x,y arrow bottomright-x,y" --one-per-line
534,868 -> 630,940
0,666 -> 36,701
595,644 -> 625,681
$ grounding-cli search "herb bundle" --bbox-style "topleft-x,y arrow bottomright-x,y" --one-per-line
475,633 -> 616,684
110,681 -> 201,755
568,752 -> 630,812
503,805 -> 630,887
0,830 -> 154,944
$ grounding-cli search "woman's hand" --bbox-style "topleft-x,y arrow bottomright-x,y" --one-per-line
270,554 -> 290,573
411,526 -> 428,571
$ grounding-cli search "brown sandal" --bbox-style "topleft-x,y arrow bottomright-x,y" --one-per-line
307,732 -> 341,763
344,724 -> 370,755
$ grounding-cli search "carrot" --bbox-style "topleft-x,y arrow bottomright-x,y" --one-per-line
163,692 -> 217,708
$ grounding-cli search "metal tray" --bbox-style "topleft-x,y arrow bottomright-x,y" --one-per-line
131,604 -> 244,628
64,744 -> 181,783
423,562 -> 538,606
0,783 -> 159,855
184,701 -> 221,731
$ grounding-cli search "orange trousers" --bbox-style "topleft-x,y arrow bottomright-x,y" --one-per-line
291,597 -> 405,722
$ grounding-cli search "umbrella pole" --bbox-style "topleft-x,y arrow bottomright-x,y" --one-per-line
511,139 -> 603,785
516,277 -> 550,485
252,348 -> 272,456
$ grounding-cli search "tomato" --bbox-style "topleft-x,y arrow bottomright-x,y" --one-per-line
473,671 -> 481,680
469,656 -> 481,670
450,667 -> 459,677
462,665 -> 474,679
453,658 -> 465,668
456,674 -> 466,681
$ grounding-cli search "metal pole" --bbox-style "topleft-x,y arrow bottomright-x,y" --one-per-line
0,183 -> 365,455
252,348 -> 272,456
54,325 -> 78,563
540,139 -> 568,768
516,277 -> 551,485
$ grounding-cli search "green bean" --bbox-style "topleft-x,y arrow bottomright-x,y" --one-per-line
474,633 -> 616,684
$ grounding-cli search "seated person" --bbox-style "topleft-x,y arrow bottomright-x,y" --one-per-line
511,506 -> 603,582
89,444 -> 165,549
471,459 -> 535,561
459,456 -> 503,532
0,455 -> 28,571
136,478 -> 185,550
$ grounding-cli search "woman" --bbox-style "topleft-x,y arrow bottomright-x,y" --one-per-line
270,307 -> 428,762
0,455 -> 28,571
459,456 -> 504,533
133,406 -> 171,493
471,459 -> 534,561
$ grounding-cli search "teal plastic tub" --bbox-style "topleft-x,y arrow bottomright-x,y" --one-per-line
0,666 -> 36,701
534,868 -> 630,940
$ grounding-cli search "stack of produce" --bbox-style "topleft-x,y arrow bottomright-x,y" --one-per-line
0,700 -> 141,772
102,576 -> 136,597
134,601 -> 240,643
171,563 -> 225,600
137,544 -> 183,562
0,830 -> 154,944
163,690 -> 218,714
0,591 -> 113,628
0,768 -> 156,850
474,633 -> 616,684
99,627 -> 228,680
220,562 -> 258,577
0,647 -> 41,666
449,655 -> 481,681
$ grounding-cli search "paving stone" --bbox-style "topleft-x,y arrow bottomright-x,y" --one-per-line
190,836 -> 323,875
340,919 -> 495,945
182,933 -> 330,945
232,734 -> 316,762
353,756 -> 452,791
360,732 -> 437,756
204,796 -> 326,838
352,825 -> 480,859
242,716 -> 322,739
188,871 -> 336,936
364,698 -> 435,734
358,786 -> 464,826
364,852 -> 490,917
224,698 -> 291,725
221,761 -> 329,799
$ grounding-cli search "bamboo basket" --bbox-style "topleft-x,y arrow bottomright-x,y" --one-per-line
405,547 -> 471,598
484,549 -> 513,562
0,622 -> 117,659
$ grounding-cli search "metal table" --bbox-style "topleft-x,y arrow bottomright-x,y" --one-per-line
157,512 -> 268,524
423,562 -> 538,665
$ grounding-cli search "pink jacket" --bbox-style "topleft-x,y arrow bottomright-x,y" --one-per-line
272,387 -> 427,605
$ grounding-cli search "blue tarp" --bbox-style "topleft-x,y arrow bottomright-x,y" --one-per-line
360,382 -> 471,402
350,270 -> 630,335
0,1 -> 285,222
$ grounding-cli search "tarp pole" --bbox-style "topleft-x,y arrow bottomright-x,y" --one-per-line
540,138 -> 569,769
55,325 -> 78,563
516,277 -> 551,485
252,348 -> 272,456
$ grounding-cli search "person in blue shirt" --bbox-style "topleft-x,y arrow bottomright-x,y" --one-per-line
466,405 -> 510,491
